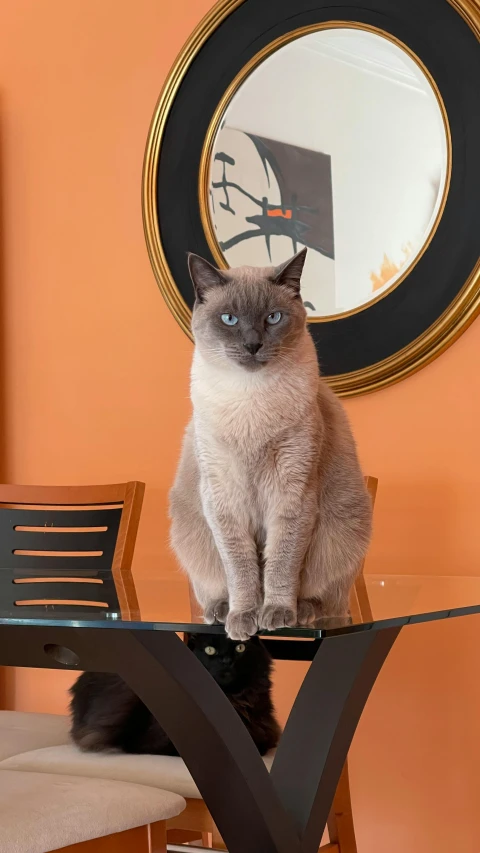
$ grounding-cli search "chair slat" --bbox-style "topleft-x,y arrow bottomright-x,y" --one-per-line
9,532 -> 112,552
11,580 -> 118,604
0,509 -> 122,572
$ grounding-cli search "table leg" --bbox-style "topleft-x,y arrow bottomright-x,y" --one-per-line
110,629 -> 299,853
107,628 -> 400,853
271,628 -> 401,853
0,624 -> 400,853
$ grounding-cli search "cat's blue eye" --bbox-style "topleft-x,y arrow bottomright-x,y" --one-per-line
221,313 -> 238,326
235,643 -> 246,653
266,311 -> 282,325
205,646 -> 217,656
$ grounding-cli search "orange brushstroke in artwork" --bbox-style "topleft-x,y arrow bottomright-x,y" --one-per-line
267,208 -> 292,219
370,243 -> 413,291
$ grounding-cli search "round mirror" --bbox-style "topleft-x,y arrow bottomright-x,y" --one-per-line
144,0 -> 480,395
204,27 -> 449,320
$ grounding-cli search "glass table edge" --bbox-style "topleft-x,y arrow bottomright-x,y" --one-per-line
0,603 -> 479,637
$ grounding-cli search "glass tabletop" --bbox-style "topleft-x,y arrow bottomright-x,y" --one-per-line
0,570 -> 479,637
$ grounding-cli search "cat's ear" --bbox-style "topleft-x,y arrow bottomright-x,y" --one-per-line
273,247 -> 307,295
188,253 -> 227,303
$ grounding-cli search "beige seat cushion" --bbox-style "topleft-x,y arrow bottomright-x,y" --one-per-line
0,768 -> 185,853
0,712 -> 70,760
1,743 -> 276,800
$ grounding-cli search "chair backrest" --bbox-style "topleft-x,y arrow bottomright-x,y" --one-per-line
187,476 -> 378,625
348,475 -> 377,623
0,482 -> 145,620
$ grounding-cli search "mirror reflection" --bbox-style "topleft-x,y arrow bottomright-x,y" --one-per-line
207,27 -> 449,319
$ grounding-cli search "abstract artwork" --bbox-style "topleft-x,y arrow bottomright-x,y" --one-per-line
209,129 -> 336,314
212,133 -> 334,260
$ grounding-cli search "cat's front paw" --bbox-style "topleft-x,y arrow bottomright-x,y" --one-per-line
296,598 -> 318,626
259,604 -> 297,632
226,608 -> 259,641
203,599 -> 230,625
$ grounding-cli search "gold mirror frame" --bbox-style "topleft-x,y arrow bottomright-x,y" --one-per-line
143,0 -> 480,397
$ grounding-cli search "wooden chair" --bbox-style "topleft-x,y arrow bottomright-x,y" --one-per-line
0,482 -> 145,754
0,481 -> 144,622
169,476 -> 378,852
0,482 -> 185,853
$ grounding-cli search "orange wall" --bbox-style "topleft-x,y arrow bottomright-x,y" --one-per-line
1,2 -> 479,851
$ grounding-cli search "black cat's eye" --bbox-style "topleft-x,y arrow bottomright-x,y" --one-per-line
266,311 -> 282,325
204,645 -> 217,656
235,643 -> 246,653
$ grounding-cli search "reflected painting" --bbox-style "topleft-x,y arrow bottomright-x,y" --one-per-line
208,28 -> 448,319
211,134 -> 335,314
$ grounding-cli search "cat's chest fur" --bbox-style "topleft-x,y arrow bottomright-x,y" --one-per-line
191,353 -> 314,462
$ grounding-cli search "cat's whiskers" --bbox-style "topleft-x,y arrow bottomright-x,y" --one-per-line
202,346 -> 299,377
201,347 -> 229,365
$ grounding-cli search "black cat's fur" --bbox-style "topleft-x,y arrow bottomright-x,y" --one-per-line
70,634 -> 280,757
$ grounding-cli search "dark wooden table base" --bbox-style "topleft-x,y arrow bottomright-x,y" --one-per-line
0,624 -> 400,853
